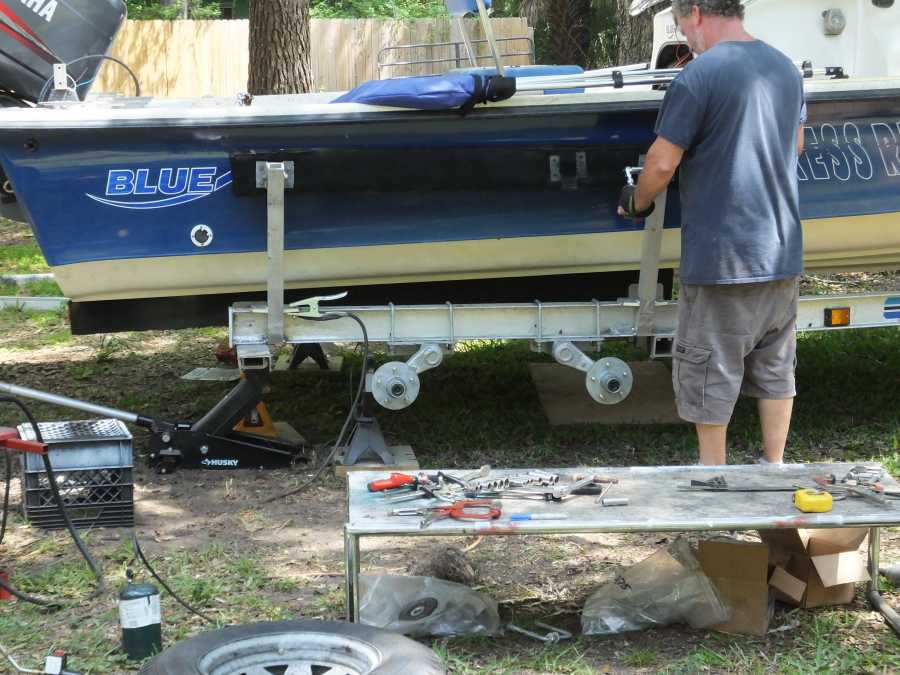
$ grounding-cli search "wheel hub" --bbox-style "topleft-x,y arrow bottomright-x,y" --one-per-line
198,632 -> 382,675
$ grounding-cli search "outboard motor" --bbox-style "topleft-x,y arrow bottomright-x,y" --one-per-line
0,0 -> 126,220
0,0 -> 126,104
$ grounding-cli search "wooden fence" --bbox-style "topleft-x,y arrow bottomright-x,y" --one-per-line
94,18 -> 533,98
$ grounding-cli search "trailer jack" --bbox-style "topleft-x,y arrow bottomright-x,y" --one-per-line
0,376 -> 306,474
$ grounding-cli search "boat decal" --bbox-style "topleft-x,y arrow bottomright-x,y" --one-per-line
12,0 -> 57,23
799,122 -> 900,183
0,0 -> 57,62
886,297 -> 900,321
86,168 -> 233,210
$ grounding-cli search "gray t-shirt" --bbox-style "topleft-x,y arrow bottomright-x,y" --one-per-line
655,40 -> 806,284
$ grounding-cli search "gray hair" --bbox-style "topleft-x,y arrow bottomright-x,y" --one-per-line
671,0 -> 745,20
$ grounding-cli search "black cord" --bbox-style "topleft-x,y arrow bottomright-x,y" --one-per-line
38,54 -> 141,102
265,311 -> 370,503
130,532 -> 215,625
0,572 -> 62,609
0,397 -> 105,595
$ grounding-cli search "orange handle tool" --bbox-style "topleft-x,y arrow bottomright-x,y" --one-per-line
0,427 -> 46,455
367,473 -> 416,492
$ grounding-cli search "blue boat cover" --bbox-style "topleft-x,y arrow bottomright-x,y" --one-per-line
332,73 -> 515,112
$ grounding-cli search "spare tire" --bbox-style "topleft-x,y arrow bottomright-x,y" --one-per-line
140,619 -> 444,675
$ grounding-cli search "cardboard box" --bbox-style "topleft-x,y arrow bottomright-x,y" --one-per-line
697,539 -> 773,636
759,528 -> 869,608
769,566 -> 806,604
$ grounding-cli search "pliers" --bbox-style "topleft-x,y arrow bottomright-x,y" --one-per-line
390,499 -> 502,529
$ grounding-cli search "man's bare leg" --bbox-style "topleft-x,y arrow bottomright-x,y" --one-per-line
758,398 -> 794,463
696,424 -> 727,465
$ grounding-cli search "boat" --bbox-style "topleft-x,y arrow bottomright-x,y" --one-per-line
0,0 -> 898,334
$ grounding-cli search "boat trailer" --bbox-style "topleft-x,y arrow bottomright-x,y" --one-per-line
2,160 -> 898,473
228,161 -> 900,467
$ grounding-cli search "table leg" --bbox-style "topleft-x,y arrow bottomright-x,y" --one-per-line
867,526 -> 900,634
344,529 -> 361,622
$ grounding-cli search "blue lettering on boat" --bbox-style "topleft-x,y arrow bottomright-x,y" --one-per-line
89,167 -> 232,210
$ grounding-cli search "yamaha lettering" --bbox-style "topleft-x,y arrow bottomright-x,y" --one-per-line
19,0 -> 57,22
89,167 -> 233,210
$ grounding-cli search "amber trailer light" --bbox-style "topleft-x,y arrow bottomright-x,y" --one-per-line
825,307 -> 851,327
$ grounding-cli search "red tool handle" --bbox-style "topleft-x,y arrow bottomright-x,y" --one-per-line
447,499 -> 502,521
0,427 -> 46,455
367,473 -> 416,492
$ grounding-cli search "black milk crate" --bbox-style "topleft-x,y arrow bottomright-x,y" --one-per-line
19,419 -> 134,530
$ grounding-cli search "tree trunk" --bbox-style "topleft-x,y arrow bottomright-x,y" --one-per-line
248,0 -> 313,95
544,0 -> 592,67
615,0 -> 654,66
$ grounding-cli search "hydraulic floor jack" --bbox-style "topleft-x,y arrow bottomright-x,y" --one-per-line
0,375 -> 306,473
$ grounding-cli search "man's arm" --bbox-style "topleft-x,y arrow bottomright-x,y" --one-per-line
797,124 -> 806,157
619,136 -> 685,217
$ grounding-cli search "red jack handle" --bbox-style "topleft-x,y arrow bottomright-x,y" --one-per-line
0,426 -> 47,455
367,473 -> 416,492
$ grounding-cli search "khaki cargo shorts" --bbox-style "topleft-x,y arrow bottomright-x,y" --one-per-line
673,277 -> 799,426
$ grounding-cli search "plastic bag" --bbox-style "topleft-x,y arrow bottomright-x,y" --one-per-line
359,574 -> 501,637
581,539 -> 729,635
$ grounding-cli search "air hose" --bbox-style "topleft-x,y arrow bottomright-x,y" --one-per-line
0,396 -> 105,606
265,311 -> 370,502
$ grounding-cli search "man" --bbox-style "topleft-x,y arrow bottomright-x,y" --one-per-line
618,0 -> 807,465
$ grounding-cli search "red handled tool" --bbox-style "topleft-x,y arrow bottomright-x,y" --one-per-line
391,499 -> 502,529
367,472 -> 418,492
0,426 -> 46,454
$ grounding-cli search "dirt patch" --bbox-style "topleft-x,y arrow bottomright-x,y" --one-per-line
800,270 -> 900,295
0,216 -> 31,248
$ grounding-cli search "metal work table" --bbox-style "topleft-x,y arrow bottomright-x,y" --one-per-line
345,463 -> 900,631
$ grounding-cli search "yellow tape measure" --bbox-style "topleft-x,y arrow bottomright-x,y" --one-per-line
793,488 -> 833,513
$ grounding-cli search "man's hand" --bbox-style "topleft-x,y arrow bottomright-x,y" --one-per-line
618,136 -> 685,220
618,185 -> 655,219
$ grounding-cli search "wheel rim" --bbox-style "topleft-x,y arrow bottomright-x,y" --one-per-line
198,631 -> 383,675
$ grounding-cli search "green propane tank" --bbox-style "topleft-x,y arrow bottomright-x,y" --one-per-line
119,572 -> 162,661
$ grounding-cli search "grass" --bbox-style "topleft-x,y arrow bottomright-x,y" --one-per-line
0,241 -> 49,275
0,282 -> 897,672
435,638 -> 597,674
16,559 -> 100,598
0,305 -> 71,349
623,646 -> 658,667
259,326 -> 898,472
0,278 -> 63,297
0,541 -> 323,673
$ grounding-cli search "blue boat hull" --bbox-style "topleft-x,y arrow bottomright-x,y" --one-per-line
1,87 -> 899,332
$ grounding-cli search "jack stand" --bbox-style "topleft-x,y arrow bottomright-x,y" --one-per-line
341,357 -> 396,466
288,343 -> 330,370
